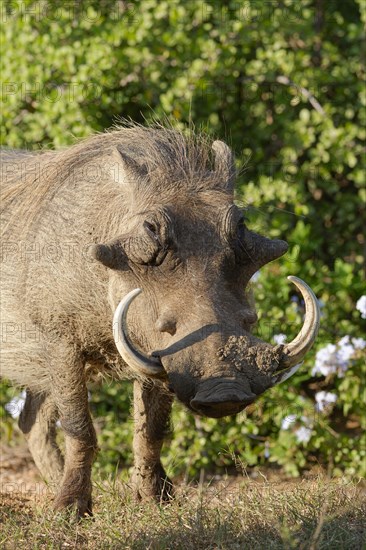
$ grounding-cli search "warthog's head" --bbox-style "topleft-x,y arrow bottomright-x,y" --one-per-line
91,129 -> 319,418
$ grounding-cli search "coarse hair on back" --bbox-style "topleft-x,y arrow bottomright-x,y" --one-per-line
1,120 -> 222,239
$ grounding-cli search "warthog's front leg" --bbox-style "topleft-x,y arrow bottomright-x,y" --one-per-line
19,390 -> 64,488
49,347 -> 98,518
132,379 -> 173,502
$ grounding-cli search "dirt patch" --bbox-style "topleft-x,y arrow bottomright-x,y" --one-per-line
0,442 -> 50,506
0,491 -> 33,515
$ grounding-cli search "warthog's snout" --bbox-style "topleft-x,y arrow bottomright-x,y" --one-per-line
190,385 -> 256,418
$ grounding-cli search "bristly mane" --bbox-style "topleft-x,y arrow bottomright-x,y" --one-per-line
1,121 -> 220,238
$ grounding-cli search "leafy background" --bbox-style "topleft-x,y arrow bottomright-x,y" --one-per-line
1,0 -> 365,479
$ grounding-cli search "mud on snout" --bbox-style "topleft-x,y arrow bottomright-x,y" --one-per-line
162,335 -> 283,418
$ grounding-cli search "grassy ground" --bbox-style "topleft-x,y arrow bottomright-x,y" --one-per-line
0,417 -> 365,548
1,474 -> 365,549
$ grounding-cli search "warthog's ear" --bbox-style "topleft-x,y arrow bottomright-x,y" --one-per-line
108,146 -> 148,185
212,140 -> 235,192
89,239 -> 128,270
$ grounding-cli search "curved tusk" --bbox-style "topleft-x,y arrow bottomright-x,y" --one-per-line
271,363 -> 302,386
274,276 -> 320,380
113,288 -> 166,378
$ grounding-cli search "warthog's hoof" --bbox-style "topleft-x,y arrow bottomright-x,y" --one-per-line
131,464 -> 174,504
54,491 -> 93,520
53,496 -> 93,520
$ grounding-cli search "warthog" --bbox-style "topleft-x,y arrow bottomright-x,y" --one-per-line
0,124 -> 319,517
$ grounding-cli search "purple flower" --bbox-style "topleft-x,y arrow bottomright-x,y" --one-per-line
312,344 -> 339,376
312,335 -> 364,378
264,441 -> 270,458
294,426 -> 312,444
5,390 -> 26,419
281,414 -> 297,430
337,336 -> 356,363
352,337 -> 366,350
315,391 -> 337,412
273,333 -> 287,345
356,296 -> 366,319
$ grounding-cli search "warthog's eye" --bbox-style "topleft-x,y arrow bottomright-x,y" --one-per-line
234,217 -> 254,263
140,219 -> 170,267
135,209 -> 175,267
143,220 -> 161,244
236,217 -> 246,240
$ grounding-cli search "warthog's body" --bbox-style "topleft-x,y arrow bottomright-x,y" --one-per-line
0,125 -> 319,516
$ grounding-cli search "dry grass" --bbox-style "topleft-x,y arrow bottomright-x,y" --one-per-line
1,475 -> 365,549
